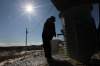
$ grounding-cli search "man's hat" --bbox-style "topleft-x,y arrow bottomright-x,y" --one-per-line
50,16 -> 55,20
47,16 -> 55,22
49,16 -> 55,22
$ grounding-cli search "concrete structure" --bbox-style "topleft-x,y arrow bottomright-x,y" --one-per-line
51,39 -> 65,55
51,0 -> 99,64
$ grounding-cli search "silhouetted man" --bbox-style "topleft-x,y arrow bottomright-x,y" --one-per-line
42,16 -> 56,61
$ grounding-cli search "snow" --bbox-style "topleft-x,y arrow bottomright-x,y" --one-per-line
0,50 -> 48,66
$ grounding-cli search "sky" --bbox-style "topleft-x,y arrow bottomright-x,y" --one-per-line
0,0 -> 99,46
0,0 -> 63,46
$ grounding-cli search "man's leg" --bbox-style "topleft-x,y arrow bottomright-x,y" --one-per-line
43,39 -> 52,59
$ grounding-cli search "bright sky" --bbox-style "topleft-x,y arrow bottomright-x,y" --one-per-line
0,0 -> 99,46
0,0 -> 63,46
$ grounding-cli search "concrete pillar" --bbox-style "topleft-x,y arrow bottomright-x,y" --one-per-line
51,0 -> 98,64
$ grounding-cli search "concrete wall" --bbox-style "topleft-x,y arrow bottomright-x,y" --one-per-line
51,0 -> 99,64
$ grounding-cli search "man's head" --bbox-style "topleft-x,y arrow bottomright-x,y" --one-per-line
49,16 -> 56,22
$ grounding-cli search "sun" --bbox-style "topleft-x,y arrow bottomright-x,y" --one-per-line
25,4 -> 33,13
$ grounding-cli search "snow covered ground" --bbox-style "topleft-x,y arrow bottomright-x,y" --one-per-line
0,50 -> 86,66
0,50 -> 48,66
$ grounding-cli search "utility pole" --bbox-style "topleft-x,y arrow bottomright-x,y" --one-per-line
24,27 -> 28,63
26,27 -> 28,47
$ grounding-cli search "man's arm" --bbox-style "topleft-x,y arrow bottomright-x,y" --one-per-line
53,23 -> 56,37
